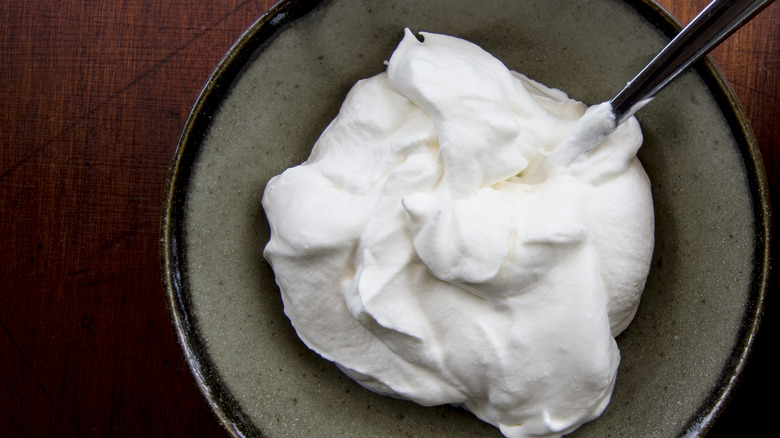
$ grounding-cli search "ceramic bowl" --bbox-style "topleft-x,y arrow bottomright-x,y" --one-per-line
161,0 -> 771,436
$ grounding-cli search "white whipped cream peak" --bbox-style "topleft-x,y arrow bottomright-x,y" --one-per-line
262,29 -> 654,438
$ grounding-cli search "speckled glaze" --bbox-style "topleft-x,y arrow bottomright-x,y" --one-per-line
160,0 -> 771,437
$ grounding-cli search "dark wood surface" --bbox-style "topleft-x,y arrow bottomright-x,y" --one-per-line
1,0 -> 776,436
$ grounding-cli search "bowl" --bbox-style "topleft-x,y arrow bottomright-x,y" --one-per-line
160,0 -> 771,436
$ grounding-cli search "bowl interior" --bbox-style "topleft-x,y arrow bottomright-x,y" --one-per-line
162,0 -> 769,437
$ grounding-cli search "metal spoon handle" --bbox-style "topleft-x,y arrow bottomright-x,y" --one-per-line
610,0 -> 774,124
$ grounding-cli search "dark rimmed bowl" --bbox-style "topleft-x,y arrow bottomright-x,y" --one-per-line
160,0 -> 771,436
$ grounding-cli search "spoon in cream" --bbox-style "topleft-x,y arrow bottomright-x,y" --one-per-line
610,0 -> 775,125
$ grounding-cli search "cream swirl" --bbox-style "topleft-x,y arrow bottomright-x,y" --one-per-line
262,29 -> 654,438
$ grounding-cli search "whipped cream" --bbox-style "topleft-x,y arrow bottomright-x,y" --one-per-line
262,29 -> 654,438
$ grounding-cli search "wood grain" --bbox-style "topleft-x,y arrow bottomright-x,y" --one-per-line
1,0 -> 776,436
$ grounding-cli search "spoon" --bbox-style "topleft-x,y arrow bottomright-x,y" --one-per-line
610,0 -> 775,125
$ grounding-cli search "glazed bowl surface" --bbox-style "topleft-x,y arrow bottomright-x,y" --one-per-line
160,0 -> 770,436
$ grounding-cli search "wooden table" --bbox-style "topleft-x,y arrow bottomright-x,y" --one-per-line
1,0 -> 776,436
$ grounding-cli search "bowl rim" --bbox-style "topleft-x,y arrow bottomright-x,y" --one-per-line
159,1 -> 772,437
